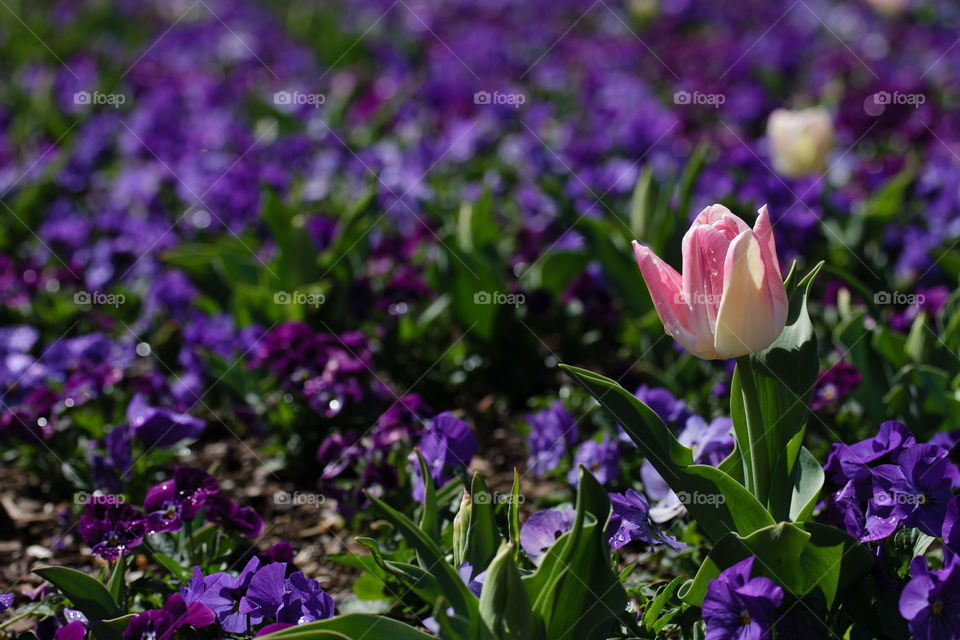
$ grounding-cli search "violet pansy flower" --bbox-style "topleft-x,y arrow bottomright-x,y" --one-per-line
526,400 -> 577,477
77,495 -> 146,561
702,556 -> 784,640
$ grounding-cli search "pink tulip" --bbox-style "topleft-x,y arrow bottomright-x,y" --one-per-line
633,204 -> 788,359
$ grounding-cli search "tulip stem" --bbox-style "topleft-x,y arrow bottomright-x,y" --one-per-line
736,356 -> 769,504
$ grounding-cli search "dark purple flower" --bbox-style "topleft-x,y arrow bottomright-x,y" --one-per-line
77,496 -> 145,561
306,215 -> 338,251
943,498 -> 960,553
127,394 -> 205,447
702,556 -> 784,640
823,421 -> 916,495
872,443 -> 960,537
0,593 -> 12,612
411,412 -> 477,501
122,593 -> 214,640
568,435 -> 619,486
520,508 -> 576,561
143,467 -> 218,534
372,394 -> 430,448
55,621 -> 85,640
900,555 -> 960,640
823,479 -> 899,543
262,541 -> 297,567
284,571 -> 335,623
526,400 -> 578,477
206,496 -> 263,538
608,489 -> 685,551
316,430 -> 363,480
188,558 -> 262,633
679,416 -> 734,467
811,362 -> 861,411
634,385 -> 691,428
240,562 -> 288,619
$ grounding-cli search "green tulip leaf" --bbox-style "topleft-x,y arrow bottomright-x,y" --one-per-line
680,521 -> 872,609
365,493 -> 476,617
479,542 -> 534,640
561,365 -> 774,541
256,614 -> 436,640
524,467 -> 627,640
34,565 -> 123,621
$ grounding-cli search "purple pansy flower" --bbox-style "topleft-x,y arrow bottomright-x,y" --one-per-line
811,362 -> 861,411
0,593 -> 13,612
871,443 -> 960,537
702,556 -> 784,640
122,594 -> 214,640
520,508 -> 576,561
823,421 -> 916,494
608,489 -> 685,551
127,394 -> 205,447
77,496 -> 146,561
239,563 -> 335,625
641,415 -> 734,523
899,555 -> 960,640
55,621 -> 86,640
143,467 -> 218,534
568,435 -> 620,486
526,400 -> 578,477
411,412 -> 477,501
634,385 -> 691,427
206,496 -> 263,538
239,562 -> 290,621
285,571 -> 335,623
943,498 -> 960,553
187,558 -> 262,633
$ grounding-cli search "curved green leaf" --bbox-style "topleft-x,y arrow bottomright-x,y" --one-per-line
34,565 -> 122,621
365,493 -> 476,617
415,450 -> 440,544
680,521 -> 872,609
464,473 -> 499,573
524,467 -> 626,640
561,365 -> 774,541
479,543 -> 533,640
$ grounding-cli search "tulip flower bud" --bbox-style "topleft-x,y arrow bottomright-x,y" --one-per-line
452,490 -> 471,568
865,0 -> 910,15
633,204 -> 788,359
766,107 -> 834,178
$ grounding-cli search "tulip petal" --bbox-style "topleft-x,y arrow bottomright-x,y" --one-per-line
714,230 -> 787,358
752,205 -> 782,282
691,204 -> 750,241
633,241 -> 717,359
682,224 -> 729,340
